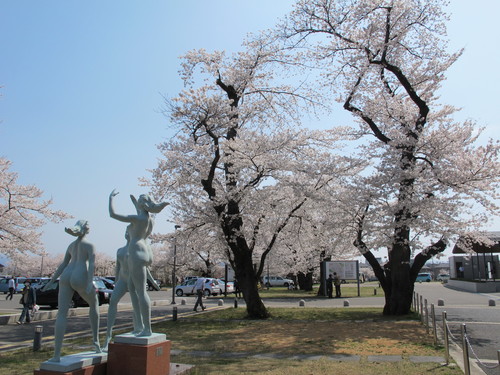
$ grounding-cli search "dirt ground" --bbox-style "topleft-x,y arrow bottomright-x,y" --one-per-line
176,319 -> 436,357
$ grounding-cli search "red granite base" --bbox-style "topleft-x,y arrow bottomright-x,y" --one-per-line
107,340 -> 171,375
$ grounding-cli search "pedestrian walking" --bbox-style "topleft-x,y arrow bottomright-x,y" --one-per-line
234,278 -> 241,299
6,277 -> 15,300
18,281 -> 36,324
333,272 -> 342,298
192,278 -> 206,312
326,274 -> 333,298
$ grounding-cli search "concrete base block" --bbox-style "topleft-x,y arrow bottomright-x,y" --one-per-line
36,352 -> 107,375
107,336 -> 171,375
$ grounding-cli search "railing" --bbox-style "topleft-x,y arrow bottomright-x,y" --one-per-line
413,291 -> 500,374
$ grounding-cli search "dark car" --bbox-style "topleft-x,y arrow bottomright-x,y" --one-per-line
97,276 -> 115,290
35,278 -> 112,308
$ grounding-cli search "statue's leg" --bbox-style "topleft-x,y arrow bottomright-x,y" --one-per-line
128,280 -> 143,334
131,266 -> 151,336
49,286 -> 73,362
80,290 -> 101,353
104,281 -> 127,349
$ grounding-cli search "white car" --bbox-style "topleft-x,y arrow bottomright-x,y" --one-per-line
217,279 -> 235,294
262,276 -> 294,288
175,278 -> 222,297
436,274 -> 450,282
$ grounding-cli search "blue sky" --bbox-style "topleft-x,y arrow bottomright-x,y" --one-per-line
1,1 -> 499,261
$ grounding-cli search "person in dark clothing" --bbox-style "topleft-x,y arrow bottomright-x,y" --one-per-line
6,277 -> 15,300
326,274 -> 333,298
192,278 -> 206,312
18,281 -> 36,324
333,272 -> 341,298
234,278 -> 241,299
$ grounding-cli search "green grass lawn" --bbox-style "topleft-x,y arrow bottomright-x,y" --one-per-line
223,284 -> 384,299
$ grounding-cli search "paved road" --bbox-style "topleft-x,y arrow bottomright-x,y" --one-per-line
414,283 -> 500,375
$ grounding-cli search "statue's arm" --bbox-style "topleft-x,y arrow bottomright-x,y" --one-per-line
147,267 -> 160,291
109,189 -> 133,223
86,245 -> 96,295
43,249 -> 71,291
114,255 -> 122,284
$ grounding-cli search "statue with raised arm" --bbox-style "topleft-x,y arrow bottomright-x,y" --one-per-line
42,220 -> 101,362
109,189 -> 168,337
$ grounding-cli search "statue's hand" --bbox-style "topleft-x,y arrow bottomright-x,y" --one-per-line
41,281 -> 53,292
110,189 -> 119,199
86,283 -> 95,295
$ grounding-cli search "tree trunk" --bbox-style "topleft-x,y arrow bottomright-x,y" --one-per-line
233,247 -> 269,319
297,271 -> 313,291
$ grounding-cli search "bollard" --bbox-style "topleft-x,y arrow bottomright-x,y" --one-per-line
488,299 -> 496,306
234,298 -> 238,308
424,299 -> 429,333
431,304 -> 437,346
420,296 -> 424,324
33,325 -> 43,351
443,311 -> 449,365
438,299 -> 444,306
172,306 -> 177,321
218,299 -> 224,306
374,288 -> 377,296
299,299 -> 305,307
461,324 -> 470,375
181,299 -> 186,306
343,300 -> 349,307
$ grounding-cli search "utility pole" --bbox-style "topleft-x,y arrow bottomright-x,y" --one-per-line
171,225 -> 181,304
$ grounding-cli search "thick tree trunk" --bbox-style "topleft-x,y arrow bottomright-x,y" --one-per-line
297,271 -> 313,291
232,247 -> 269,319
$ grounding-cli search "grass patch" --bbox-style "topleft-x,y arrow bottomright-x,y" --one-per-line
0,307 -> 460,375
232,285 -> 384,299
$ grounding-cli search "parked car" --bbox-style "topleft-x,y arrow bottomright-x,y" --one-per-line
416,272 -> 432,282
262,276 -> 294,288
217,279 -> 234,294
35,278 -> 112,308
175,278 -> 222,297
436,274 -> 450,282
96,277 -> 115,290
0,277 -> 26,294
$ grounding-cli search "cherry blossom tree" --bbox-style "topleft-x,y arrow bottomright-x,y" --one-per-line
279,0 -> 500,314
0,157 -> 70,258
149,40 -> 360,318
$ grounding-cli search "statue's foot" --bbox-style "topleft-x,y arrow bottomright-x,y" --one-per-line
47,356 -> 61,363
135,329 -> 152,337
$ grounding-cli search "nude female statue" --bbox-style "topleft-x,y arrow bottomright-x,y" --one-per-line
108,190 -> 168,337
103,227 -> 139,349
42,220 -> 101,362
104,227 -> 162,349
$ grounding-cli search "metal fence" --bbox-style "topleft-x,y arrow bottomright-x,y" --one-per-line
413,291 -> 500,375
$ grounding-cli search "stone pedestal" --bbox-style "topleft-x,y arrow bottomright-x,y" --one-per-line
34,352 -> 107,375
107,333 -> 171,375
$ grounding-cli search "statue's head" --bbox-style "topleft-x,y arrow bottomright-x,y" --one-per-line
130,194 -> 169,214
65,220 -> 89,237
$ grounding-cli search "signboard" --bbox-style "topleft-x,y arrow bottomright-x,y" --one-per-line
322,260 -> 360,296
325,260 -> 358,280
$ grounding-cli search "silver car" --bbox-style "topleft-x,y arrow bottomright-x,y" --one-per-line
175,278 -> 222,297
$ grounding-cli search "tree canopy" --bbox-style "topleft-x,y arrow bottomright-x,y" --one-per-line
0,157 -> 70,258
